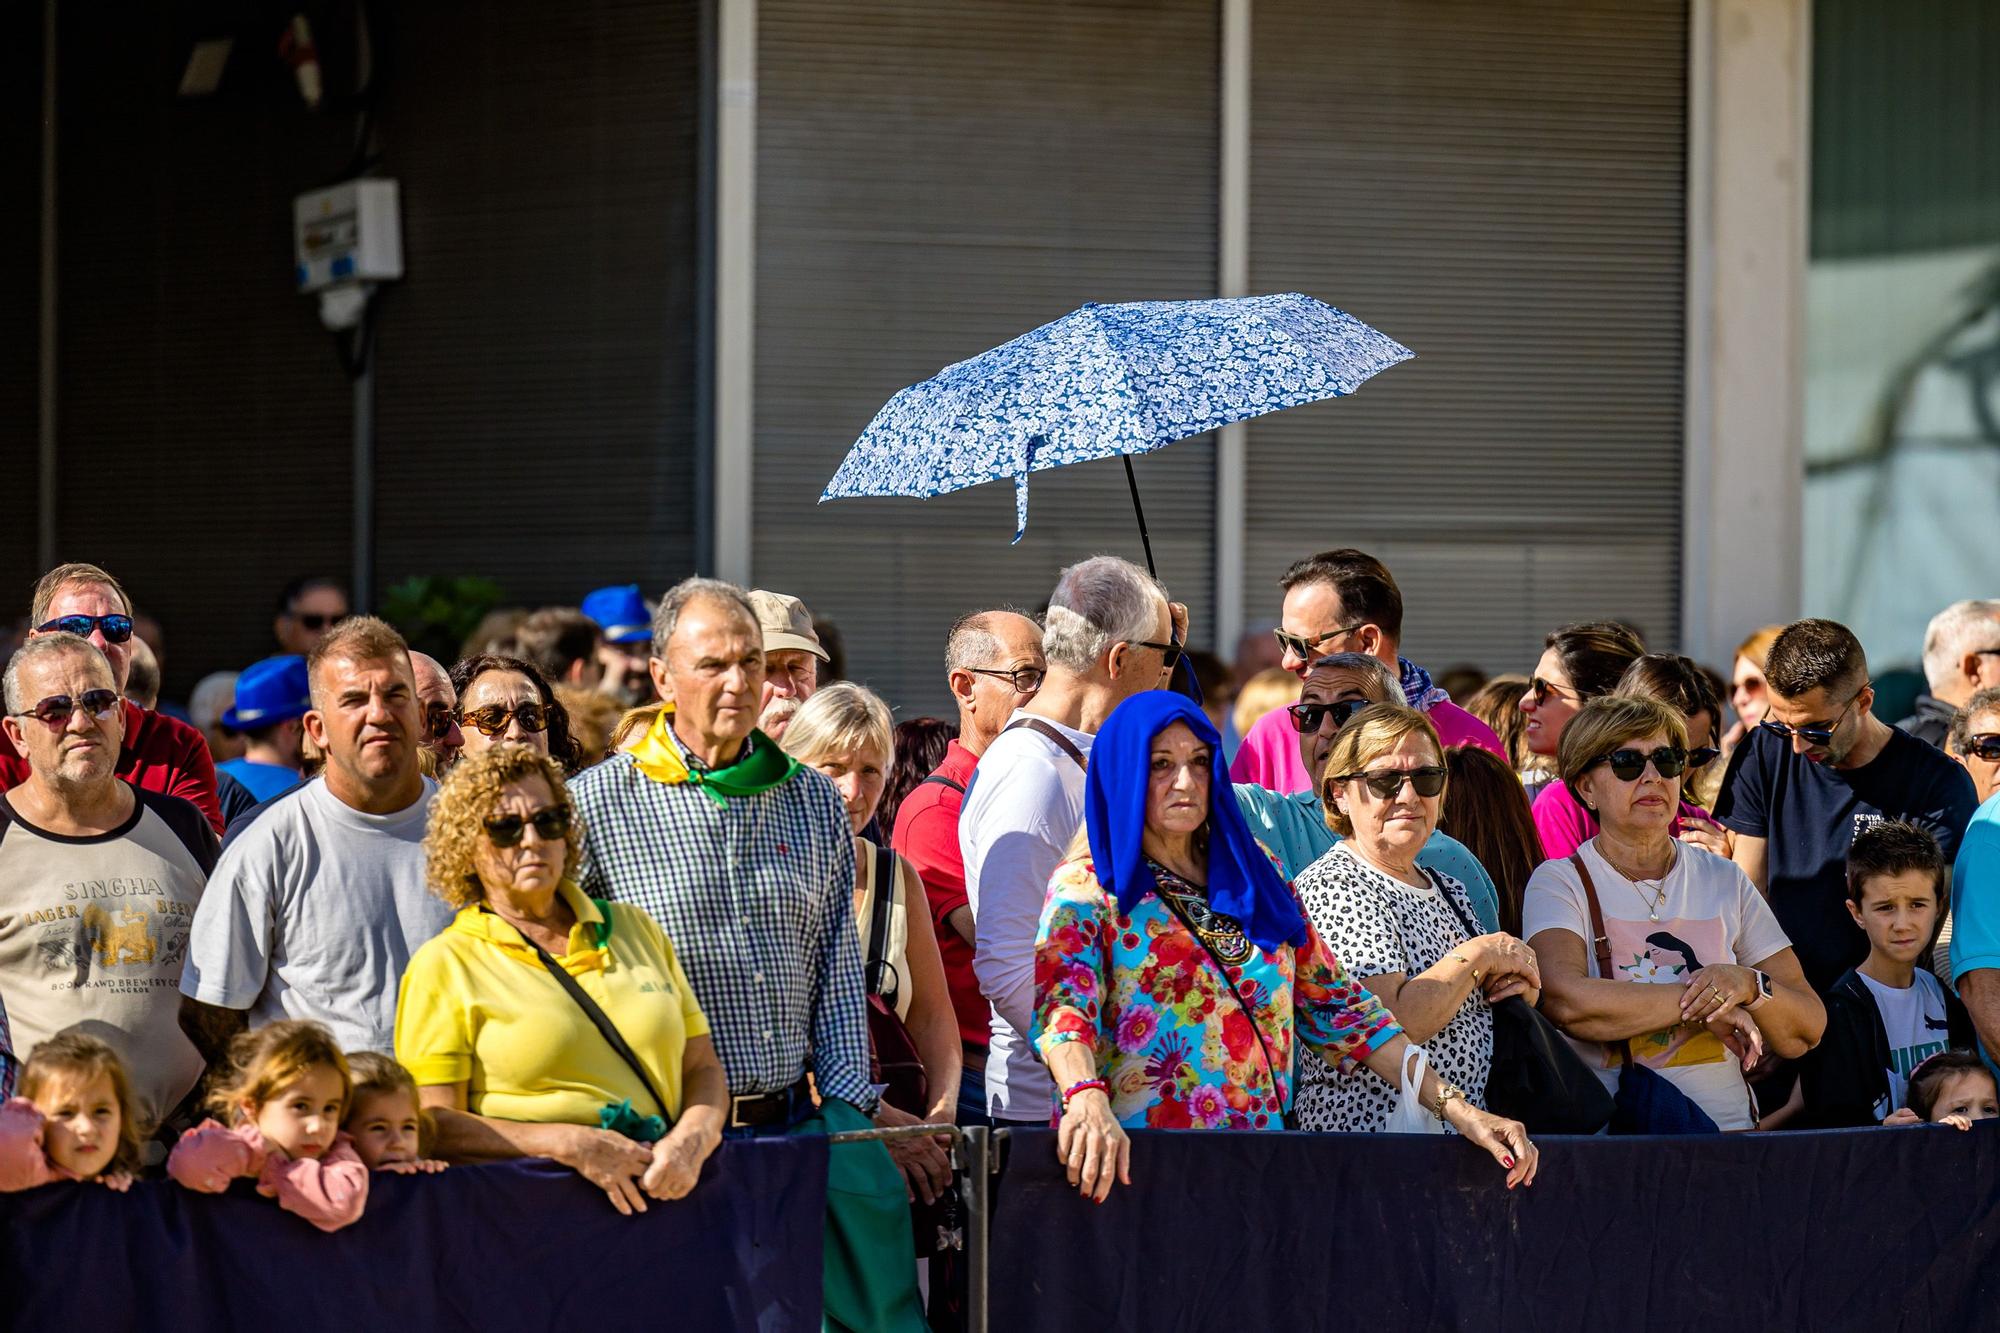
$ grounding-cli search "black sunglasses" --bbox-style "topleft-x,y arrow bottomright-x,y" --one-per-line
291,611 -> 344,631
9,689 -> 121,728
422,703 -> 459,742
1591,746 -> 1688,781
1760,683 -> 1869,748
1287,697 -> 1372,734
483,804 -> 572,848
1525,676 -> 1582,707
1336,765 -> 1447,800
1274,621 -> 1367,661
1124,639 -> 1185,672
457,703 -> 550,737
969,665 -> 1046,693
1686,745 -> 1721,770
1962,734 -> 2000,763
37,613 -> 134,644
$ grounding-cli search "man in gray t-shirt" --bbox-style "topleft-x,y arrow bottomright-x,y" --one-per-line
181,619 -> 452,1061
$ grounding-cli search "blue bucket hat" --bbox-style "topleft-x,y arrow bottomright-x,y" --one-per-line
222,656 -> 311,731
582,585 -> 651,646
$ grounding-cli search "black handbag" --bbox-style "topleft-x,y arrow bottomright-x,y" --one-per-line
1434,870 -> 1613,1135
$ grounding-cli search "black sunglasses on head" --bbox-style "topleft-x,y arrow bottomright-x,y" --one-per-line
1287,697 -> 1372,735
1591,746 -> 1687,781
37,613 -> 134,644
9,688 -> 121,728
1335,766 -> 1447,800
483,804 -> 573,848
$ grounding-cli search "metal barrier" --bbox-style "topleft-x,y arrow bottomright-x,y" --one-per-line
824,1121 -> 996,1332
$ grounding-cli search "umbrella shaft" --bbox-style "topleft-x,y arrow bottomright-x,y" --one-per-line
1122,454 -> 1157,578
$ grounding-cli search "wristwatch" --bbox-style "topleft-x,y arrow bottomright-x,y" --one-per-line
1744,969 -> 1774,1011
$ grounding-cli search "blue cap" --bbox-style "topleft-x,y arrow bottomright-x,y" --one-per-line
222,656 -> 312,731
582,585 -> 651,645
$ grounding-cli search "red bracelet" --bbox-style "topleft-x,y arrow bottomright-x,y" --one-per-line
1061,1078 -> 1109,1109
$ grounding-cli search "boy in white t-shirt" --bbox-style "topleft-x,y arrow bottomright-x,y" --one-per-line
1796,822 -> 1971,1127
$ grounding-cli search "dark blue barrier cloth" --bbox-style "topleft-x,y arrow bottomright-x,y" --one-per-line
990,1124 -> 2000,1332
0,1138 -> 826,1332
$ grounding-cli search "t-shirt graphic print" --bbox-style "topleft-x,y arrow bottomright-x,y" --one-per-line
1606,913 -> 1732,1072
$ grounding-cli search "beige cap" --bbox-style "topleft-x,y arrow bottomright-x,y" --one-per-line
747,590 -> 829,662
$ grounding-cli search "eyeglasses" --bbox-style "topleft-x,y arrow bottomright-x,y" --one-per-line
1123,640 -> 1185,672
422,703 -> 459,742
1962,734 -> 2000,763
1590,746 -> 1688,782
1525,677 -> 1582,707
457,703 -> 550,736
9,689 -> 121,729
969,665 -> 1046,694
1274,622 -> 1367,662
36,614 -> 134,644
1759,683 -> 1868,748
483,804 -> 572,848
1687,746 -> 1721,770
1287,697 -> 1373,734
1336,766 -> 1447,800
290,612 -> 345,631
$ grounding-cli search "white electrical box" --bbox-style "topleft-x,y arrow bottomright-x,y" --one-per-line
293,179 -> 403,293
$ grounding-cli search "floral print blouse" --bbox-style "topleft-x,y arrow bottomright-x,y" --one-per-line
1031,856 -> 1402,1130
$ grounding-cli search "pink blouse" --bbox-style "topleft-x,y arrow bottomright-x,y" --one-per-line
168,1120 -> 369,1232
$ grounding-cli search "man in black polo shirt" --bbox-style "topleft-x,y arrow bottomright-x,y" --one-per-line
1715,618 -> 1978,994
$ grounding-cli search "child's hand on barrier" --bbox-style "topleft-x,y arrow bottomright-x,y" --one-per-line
98,1171 -> 134,1192
378,1158 -> 449,1175
1940,1113 -> 1975,1132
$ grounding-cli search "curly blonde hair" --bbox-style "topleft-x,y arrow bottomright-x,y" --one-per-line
424,742 -> 583,909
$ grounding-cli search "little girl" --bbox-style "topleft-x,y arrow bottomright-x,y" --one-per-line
168,1020 -> 369,1231
0,1033 -> 142,1192
1883,1051 -> 2000,1131
341,1052 -> 446,1174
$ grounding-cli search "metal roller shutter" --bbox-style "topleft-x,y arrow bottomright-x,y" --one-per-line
1244,0 -> 1688,672
754,0 -> 1219,718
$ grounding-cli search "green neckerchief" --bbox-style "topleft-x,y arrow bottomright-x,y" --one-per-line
630,707 -> 799,807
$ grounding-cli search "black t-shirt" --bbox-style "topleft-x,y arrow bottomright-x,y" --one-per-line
1714,726 -> 1978,992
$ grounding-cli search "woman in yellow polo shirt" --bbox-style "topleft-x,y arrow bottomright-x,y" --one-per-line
395,743 -> 728,1215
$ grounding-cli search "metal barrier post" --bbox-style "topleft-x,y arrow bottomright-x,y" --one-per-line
963,1126 -> 992,1333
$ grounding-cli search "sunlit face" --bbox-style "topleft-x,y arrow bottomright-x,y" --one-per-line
811,742 -> 888,834
1145,722 -> 1211,842
1519,648 -> 1582,758
459,670 -> 549,757
344,1088 -> 423,1169
1297,667 -> 1391,787
37,583 -> 132,691
35,1069 -> 122,1179
1571,729 -> 1682,836
1,648 -> 124,790
470,774 -> 568,899
655,599 -> 766,747
1764,682 -> 1872,765
759,650 -> 820,738
1731,655 -> 1769,729
411,655 -> 463,770
1277,581 -> 1375,676
304,654 -> 418,788
1328,733 -> 1443,860
1931,1071 -> 2000,1124
249,1064 -> 347,1161
1847,869 -> 1940,967
1955,707 -> 2000,804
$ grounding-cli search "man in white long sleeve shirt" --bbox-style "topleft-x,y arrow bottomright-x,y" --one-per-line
959,555 -> 1179,1124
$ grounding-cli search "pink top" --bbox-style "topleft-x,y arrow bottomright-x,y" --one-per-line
167,1119 -> 369,1232
0,1098 -> 72,1192
1530,780 -> 1712,860
1229,697 -> 1506,795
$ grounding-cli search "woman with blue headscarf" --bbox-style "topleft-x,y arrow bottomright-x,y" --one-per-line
1031,692 -> 1539,1201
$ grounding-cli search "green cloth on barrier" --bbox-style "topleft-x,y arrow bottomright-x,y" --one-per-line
792,1099 -> 928,1333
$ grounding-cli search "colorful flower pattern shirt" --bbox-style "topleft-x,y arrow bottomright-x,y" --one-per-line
1032,856 -> 1401,1130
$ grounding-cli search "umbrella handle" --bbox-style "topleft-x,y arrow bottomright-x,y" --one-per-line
1122,454 -> 1156,578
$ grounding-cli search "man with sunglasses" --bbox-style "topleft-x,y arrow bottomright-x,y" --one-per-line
271,576 -> 350,657
890,608 -> 1047,1126
959,556 -> 1185,1125
1229,548 -> 1503,794
1232,652 -> 1501,929
0,562 -> 222,836
1898,599 -> 2000,750
1714,619 -> 1977,995
0,633 -> 218,1133
180,617 -> 454,1063
410,651 -> 465,774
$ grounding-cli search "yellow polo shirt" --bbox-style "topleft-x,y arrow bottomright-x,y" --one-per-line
395,881 -> 709,1124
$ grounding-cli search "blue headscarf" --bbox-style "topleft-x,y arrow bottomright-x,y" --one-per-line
1083,691 -> 1309,955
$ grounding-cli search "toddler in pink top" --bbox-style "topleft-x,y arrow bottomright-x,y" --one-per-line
0,1033 -> 142,1193
168,1020 -> 369,1232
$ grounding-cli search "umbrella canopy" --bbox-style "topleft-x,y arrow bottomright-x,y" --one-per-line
820,292 -> 1413,541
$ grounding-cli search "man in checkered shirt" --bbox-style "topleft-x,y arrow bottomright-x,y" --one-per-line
570,576 -> 926,1332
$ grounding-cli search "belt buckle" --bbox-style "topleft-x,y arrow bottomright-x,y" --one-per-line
728,1091 -> 772,1129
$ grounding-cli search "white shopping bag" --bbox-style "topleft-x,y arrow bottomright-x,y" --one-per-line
1384,1045 -> 1446,1135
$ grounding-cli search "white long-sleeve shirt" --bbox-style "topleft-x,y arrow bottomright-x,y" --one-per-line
959,711 -> 1093,1122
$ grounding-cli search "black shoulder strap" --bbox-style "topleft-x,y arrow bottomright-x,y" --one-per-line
864,844 -> 901,1007
919,773 -> 967,795
530,939 -> 675,1130
1004,716 -> 1087,771
1427,865 -> 1480,942
1154,887 -> 1293,1131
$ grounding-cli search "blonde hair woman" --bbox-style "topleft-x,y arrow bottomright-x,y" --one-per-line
1232,667 -> 1301,744
782,684 -> 963,1207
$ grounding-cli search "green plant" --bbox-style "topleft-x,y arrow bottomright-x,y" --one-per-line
378,575 -> 507,663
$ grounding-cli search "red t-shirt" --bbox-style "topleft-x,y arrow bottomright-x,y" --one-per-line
0,700 -> 223,835
891,739 -> 987,1049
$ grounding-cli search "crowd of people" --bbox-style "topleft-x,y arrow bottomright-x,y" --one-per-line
3,552 -> 2000,1328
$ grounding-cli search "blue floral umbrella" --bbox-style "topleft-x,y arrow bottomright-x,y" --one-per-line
819,292 -> 1412,572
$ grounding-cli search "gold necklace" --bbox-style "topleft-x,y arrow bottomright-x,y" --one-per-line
1597,845 -> 1674,922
